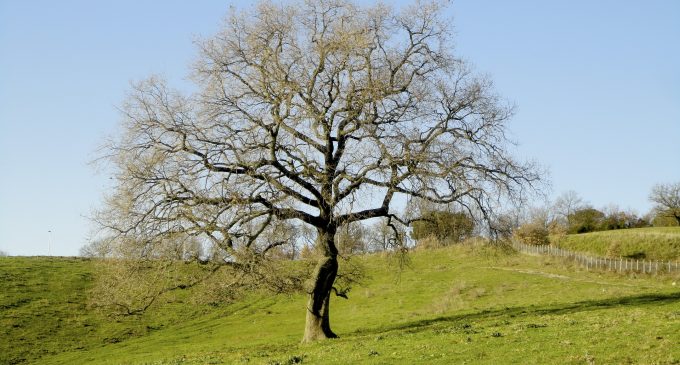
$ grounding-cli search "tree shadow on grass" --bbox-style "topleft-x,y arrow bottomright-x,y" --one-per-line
352,291 -> 680,336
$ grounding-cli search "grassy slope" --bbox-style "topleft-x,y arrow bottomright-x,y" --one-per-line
1,257 -> 95,364
2,246 -> 679,365
552,227 -> 680,261
0,257 -> 217,365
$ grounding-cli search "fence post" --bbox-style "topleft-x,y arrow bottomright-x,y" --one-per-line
514,240 -> 677,274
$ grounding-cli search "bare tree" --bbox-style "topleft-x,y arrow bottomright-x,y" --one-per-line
552,190 -> 585,227
367,218 -> 405,252
649,182 -> 680,225
336,222 -> 368,255
95,0 -> 541,342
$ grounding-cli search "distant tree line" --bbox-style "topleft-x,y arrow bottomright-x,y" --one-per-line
511,181 -> 680,245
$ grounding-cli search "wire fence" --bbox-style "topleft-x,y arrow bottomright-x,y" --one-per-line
512,242 -> 680,274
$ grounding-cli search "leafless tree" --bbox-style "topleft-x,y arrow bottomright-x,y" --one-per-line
649,182 -> 680,225
336,222 -> 368,255
94,0 -> 541,342
552,190 -> 585,227
366,218 -> 406,252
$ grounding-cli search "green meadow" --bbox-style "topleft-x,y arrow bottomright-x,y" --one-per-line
2,243 -> 679,365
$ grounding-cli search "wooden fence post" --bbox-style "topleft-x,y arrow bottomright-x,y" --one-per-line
514,240 -> 678,274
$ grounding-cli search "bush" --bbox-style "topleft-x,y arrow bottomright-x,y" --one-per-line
567,208 -> 605,234
514,223 -> 550,245
547,220 -> 567,237
411,211 -> 475,244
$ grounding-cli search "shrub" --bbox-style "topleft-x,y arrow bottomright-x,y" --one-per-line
567,208 -> 605,234
411,211 -> 475,244
514,223 -> 550,245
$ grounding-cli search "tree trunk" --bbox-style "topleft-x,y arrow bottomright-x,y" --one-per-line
302,229 -> 338,343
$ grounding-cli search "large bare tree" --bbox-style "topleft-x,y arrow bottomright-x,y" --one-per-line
96,0 -> 540,342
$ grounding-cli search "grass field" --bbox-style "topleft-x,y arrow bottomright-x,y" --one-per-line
551,227 -> 680,261
1,244 -> 679,365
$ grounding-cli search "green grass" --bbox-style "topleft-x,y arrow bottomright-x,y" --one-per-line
2,245 -> 679,365
0,257 -> 98,363
0,257 -> 216,365
552,227 -> 680,261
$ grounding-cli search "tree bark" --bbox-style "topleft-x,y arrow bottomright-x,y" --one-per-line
302,229 -> 338,343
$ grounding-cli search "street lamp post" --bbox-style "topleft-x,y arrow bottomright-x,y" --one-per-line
48,230 -> 53,256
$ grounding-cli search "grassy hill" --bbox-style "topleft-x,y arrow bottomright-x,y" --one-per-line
1,245 -> 679,365
552,227 -> 680,261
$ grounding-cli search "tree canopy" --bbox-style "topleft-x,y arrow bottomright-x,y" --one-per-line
94,0 -> 541,342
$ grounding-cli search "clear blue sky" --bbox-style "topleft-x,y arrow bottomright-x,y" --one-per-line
1,0 -> 679,256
